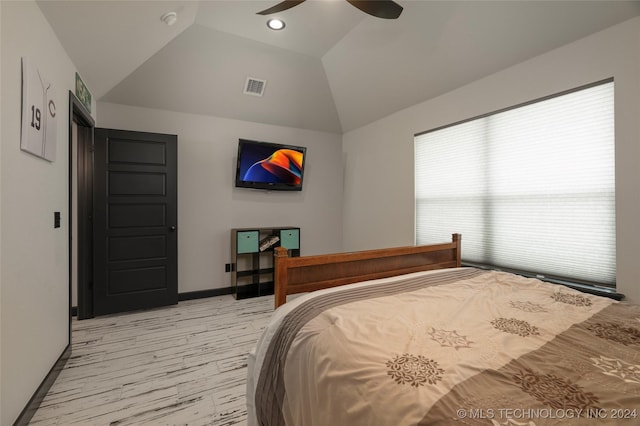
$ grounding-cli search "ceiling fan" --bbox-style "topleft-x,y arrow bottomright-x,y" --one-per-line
257,0 -> 403,20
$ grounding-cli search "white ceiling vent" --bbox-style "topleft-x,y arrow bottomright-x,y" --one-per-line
243,77 -> 267,97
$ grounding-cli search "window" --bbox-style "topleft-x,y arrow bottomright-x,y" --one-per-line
415,80 -> 615,287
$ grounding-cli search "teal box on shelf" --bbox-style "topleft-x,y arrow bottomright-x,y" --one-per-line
237,230 -> 259,253
279,229 -> 300,250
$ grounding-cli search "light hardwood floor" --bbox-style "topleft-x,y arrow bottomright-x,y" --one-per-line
29,294 -> 275,425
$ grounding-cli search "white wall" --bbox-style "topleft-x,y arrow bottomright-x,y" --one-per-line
97,102 -> 344,294
0,1 -> 3,421
342,17 -> 640,302
0,2 -> 94,424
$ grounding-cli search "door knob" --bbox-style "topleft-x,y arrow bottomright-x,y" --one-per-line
169,226 -> 177,232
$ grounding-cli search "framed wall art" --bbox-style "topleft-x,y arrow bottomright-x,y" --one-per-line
21,57 -> 57,162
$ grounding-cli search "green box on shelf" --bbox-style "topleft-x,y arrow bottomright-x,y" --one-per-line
237,230 -> 259,253
280,229 -> 300,250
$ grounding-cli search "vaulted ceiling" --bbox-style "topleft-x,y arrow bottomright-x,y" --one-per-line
38,0 -> 640,134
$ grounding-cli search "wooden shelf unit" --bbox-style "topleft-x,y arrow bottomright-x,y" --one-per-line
231,227 -> 300,299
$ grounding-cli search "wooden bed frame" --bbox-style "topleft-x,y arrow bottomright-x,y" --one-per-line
273,233 -> 461,308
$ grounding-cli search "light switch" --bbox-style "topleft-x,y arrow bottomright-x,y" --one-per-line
54,211 -> 61,228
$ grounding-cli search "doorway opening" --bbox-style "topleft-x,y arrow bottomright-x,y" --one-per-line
69,92 -> 94,320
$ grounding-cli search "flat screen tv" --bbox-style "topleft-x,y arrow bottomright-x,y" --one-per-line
235,139 -> 307,191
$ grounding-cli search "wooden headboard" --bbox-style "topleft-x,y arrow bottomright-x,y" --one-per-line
273,233 -> 461,308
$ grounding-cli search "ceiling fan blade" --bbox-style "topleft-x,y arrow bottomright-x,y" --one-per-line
256,0 -> 306,15
346,0 -> 403,19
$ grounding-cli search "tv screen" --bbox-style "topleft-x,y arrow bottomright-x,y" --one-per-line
235,139 -> 307,191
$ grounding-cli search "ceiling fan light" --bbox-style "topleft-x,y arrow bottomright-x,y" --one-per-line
267,18 -> 286,30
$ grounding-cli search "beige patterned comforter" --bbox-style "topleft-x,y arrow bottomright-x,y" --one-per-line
247,268 -> 640,425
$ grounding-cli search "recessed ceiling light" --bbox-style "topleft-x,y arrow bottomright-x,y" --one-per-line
161,12 -> 177,26
267,19 -> 285,31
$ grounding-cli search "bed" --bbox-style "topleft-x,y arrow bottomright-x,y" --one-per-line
246,234 -> 640,425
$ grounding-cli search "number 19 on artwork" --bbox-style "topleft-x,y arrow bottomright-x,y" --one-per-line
31,105 -> 42,130
30,99 -> 55,131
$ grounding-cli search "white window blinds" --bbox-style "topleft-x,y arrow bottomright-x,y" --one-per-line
415,80 -> 615,286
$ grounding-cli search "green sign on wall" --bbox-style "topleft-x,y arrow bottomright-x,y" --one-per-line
75,72 -> 91,113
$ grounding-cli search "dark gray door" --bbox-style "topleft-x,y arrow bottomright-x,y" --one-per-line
94,128 -> 178,316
